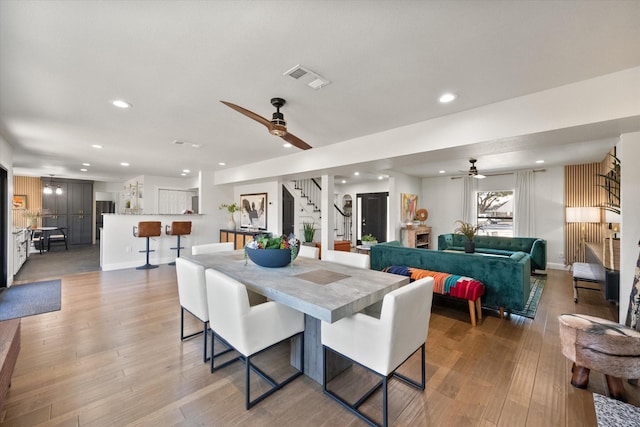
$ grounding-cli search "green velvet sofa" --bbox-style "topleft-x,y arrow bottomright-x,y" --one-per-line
370,241 -> 531,314
437,233 -> 547,271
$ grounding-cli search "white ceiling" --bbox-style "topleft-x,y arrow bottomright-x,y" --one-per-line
1,1 -> 639,183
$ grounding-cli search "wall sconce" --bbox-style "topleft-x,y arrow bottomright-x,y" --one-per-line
566,206 -> 600,261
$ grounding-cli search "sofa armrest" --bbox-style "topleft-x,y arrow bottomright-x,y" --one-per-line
437,234 -> 453,250
530,239 -> 547,270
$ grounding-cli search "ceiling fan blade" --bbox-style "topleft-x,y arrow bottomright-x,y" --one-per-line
281,132 -> 312,150
220,101 -> 273,130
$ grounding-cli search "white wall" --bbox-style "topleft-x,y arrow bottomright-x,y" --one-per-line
421,166 -> 566,269
619,132 -> 640,324
0,135 -> 14,285
389,172 -> 422,241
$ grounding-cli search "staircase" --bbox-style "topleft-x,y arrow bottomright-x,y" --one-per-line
286,178 -> 352,242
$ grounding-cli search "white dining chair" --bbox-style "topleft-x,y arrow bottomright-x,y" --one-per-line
324,249 -> 370,269
321,276 -> 435,427
175,257 -> 214,363
191,241 -> 234,255
205,268 -> 305,409
298,245 -> 319,259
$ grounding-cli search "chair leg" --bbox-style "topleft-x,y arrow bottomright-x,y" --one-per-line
180,307 -> 209,363
136,237 -> 158,270
574,279 -> 579,303
605,375 -> 628,402
571,363 -> 590,389
468,300 -> 477,327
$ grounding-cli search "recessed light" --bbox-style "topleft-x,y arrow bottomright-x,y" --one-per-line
80,168 -> 87,172
354,172 -> 360,176
92,144 -> 102,149
536,160 -> 545,164
439,170 -> 446,174
182,169 -> 190,173
181,173 -> 187,176
112,99 -> 132,109
439,93 -> 456,103
341,180 -> 346,184
82,163 -> 91,166
120,162 -> 130,167
378,176 -> 384,180
191,144 -> 201,148
218,162 -> 226,166
283,143 -> 292,148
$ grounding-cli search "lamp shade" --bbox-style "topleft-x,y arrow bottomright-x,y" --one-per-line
605,210 -> 621,224
566,207 -> 600,223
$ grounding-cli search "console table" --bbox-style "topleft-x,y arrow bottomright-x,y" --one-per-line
585,240 -> 620,304
219,229 -> 269,250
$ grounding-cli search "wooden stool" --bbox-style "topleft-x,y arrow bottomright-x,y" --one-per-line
559,313 -> 640,402
133,221 -> 162,270
166,221 -> 192,266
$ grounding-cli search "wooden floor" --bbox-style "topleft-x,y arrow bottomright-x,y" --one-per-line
1,266 -> 636,426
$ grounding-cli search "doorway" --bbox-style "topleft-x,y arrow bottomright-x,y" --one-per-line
282,186 -> 294,236
356,192 -> 388,244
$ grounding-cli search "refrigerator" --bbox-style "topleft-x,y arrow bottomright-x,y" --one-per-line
96,201 -> 115,240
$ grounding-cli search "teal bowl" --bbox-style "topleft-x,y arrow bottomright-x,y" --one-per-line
245,246 -> 298,268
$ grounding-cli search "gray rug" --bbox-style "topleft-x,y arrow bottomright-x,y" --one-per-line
593,393 -> 640,427
0,280 -> 62,321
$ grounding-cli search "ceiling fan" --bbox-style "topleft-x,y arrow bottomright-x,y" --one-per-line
220,98 -> 312,150
467,159 -> 486,179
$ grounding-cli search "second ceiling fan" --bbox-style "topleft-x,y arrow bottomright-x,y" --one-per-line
220,98 -> 312,150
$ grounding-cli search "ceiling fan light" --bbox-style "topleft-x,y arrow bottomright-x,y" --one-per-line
473,174 -> 486,179
270,119 -> 287,137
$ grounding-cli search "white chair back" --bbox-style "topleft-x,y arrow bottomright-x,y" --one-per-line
192,241 -> 234,255
381,277 -> 434,373
205,268 -> 304,357
325,249 -> 370,269
298,245 -> 320,259
175,257 -> 208,322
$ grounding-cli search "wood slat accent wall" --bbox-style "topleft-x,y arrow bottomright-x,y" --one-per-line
12,176 -> 42,228
564,163 -> 604,264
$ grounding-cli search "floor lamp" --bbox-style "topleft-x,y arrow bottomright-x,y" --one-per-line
566,206 -> 601,263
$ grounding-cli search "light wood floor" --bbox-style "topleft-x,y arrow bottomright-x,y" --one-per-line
1,266 -> 636,426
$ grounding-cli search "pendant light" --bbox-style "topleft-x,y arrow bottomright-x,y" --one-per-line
43,174 -> 62,195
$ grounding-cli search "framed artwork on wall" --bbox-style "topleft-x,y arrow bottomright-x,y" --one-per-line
401,193 -> 418,223
240,193 -> 267,230
13,195 -> 26,209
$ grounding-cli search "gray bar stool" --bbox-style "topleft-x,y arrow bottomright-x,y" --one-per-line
133,221 -> 162,270
166,221 -> 192,265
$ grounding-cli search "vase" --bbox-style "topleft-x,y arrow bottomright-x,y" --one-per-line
464,240 -> 475,253
28,217 -> 38,229
228,214 -> 236,230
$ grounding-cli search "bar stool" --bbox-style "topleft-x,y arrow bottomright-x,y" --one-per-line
166,221 -> 192,265
133,221 -> 162,270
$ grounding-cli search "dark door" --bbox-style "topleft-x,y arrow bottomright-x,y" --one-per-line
358,192 -> 388,243
282,186 -> 294,237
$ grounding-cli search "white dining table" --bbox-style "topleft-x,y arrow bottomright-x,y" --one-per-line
182,250 -> 409,383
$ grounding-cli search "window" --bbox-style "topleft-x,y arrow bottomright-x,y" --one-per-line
477,191 -> 513,237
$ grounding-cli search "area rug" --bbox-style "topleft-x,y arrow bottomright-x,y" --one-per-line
0,280 -> 61,321
510,274 -> 546,319
593,393 -> 640,427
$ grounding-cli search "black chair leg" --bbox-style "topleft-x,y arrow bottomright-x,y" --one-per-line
137,237 -> 158,270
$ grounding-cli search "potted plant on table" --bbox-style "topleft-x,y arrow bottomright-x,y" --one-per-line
245,234 -> 301,268
361,233 -> 378,248
219,203 -> 240,230
453,220 -> 482,253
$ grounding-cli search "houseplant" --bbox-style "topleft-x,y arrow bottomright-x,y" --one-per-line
361,233 -> 378,248
245,234 -> 300,268
22,209 -> 43,229
453,220 -> 482,253
219,203 -> 240,230
303,222 -> 315,243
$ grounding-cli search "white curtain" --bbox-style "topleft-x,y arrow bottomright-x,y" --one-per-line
462,176 -> 477,224
514,170 -> 535,237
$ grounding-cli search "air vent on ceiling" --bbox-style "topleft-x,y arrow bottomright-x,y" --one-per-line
283,64 -> 331,90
